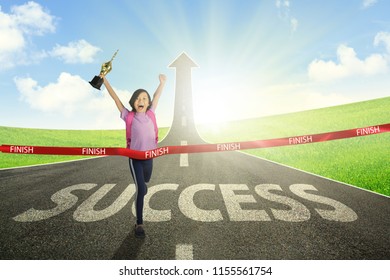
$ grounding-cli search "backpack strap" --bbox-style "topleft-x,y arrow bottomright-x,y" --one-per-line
125,111 -> 135,148
146,110 -> 159,144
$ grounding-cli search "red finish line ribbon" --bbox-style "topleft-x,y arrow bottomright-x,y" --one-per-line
1,123 -> 389,160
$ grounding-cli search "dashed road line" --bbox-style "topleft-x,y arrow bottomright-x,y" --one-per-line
182,116 -> 187,127
176,244 -> 193,260
180,141 -> 189,167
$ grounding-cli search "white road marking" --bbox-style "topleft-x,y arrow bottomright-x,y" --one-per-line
176,244 -> 193,260
289,184 -> 358,222
220,184 -> 271,221
255,184 -> 310,222
74,184 -> 135,222
178,184 -> 223,222
13,183 -> 358,223
180,141 -> 189,167
182,116 -> 187,127
13,183 -> 97,222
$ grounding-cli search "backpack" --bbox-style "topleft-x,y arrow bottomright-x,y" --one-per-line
125,110 -> 158,148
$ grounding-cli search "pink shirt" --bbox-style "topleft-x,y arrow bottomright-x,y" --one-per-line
120,108 -> 157,151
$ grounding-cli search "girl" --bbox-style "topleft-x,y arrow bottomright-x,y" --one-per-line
102,74 -> 166,238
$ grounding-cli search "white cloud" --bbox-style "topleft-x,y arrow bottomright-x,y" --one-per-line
14,72 -> 133,129
275,0 -> 298,33
362,0 -> 377,9
15,72 -> 92,116
276,0 -> 290,9
308,34 -> 389,82
50,39 -> 101,64
11,1 -> 56,35
0,2 -> 56,70
374,31 -> 390,53
0,12 -> 24,52
0,3 -> 99,69
290,18 -> 298,33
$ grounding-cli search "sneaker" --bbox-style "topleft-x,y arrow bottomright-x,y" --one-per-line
135,224 -> 145,239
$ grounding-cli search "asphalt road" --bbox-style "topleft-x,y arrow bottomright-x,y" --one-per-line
0,131 -> 389,260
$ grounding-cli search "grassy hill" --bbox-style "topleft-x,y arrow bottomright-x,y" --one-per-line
1,96 -> 389,196
197,96 -> 390,196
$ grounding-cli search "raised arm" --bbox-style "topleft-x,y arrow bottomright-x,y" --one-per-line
102,75 -> 125,113
151,74 -> 167,111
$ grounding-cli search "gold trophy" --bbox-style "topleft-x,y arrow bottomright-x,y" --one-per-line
89,49 -> 119,90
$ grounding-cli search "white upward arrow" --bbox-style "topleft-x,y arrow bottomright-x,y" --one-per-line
169,52 -> 198,69
168,52 -> 200,142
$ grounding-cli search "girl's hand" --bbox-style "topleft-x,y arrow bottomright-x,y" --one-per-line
151,74 -> 166,110
159,74 -> 167,84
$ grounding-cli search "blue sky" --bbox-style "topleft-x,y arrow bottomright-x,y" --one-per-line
1,0 -> 389,129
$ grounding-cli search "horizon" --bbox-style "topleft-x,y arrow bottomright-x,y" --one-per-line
1,95 -> 387,130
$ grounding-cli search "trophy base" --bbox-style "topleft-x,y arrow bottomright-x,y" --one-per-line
89,76 -> 103,90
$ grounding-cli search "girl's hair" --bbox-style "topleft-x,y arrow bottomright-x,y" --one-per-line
129,89 -> 152,112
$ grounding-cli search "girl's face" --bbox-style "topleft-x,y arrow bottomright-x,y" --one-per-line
134,92 -> 150,113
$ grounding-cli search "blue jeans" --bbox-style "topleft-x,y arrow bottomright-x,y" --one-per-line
129,158 -> 153,225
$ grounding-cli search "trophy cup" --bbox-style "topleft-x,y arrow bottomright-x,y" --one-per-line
89,49 -> 119,90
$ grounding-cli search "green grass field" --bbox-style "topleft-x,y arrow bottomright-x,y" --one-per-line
1,97 -> 389,196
